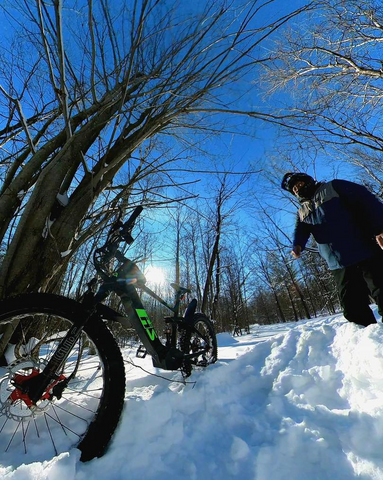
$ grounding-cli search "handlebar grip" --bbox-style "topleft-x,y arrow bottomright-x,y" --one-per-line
127,206 -> 143,225
121,206 -> 143,239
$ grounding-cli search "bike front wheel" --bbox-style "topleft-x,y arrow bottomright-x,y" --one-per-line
0,293 -> 125,465
180,313 -> 218,369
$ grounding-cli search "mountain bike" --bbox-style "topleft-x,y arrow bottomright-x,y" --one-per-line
0,206 -> 217,465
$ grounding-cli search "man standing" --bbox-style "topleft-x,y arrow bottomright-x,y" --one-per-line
281,172 -> 383,326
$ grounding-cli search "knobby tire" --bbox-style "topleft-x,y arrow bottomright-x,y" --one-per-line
180,313 -> 218,369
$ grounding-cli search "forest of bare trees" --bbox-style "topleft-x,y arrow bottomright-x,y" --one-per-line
0,0 -> 383,339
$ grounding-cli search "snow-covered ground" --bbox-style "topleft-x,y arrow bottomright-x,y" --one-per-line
3,309 -> 383,479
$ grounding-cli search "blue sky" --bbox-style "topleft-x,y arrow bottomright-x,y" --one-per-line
0,0 -> 368,280
0,0 -> 361,191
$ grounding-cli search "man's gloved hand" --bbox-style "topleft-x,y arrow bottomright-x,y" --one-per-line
376,233 -> 383,249
291,245 -> 302,259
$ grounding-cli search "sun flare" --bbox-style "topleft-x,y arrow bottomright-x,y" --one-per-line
144,266 -> 166,285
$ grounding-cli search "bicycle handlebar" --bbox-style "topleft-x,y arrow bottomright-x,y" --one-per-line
93,206 -> 144,276
121,206 -> 143,243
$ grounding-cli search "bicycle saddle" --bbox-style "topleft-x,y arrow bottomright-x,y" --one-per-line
170,283 -> 191,294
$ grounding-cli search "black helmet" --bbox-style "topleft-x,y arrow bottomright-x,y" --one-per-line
281,172 -> 316,194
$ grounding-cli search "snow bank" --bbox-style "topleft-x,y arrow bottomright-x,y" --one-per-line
4,312 -> 383,479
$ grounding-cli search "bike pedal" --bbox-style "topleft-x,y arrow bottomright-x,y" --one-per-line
136,345 -> 147,358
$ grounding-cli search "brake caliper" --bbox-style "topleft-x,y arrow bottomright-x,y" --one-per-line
10,370 -> 66,407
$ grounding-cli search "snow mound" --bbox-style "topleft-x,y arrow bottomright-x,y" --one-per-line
4,314 -> 383,479
217,332 -> 239,346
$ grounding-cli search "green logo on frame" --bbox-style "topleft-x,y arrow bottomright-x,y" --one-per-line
136,308 -> 158,341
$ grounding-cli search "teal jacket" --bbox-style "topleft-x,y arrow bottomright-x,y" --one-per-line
293,180 -> 383,270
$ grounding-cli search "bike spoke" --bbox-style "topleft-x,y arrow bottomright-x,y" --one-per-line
44,413 -> 58,457
58,396 -> 97,415
50,405 -> 68,437
69,363 -> 102,374
33,417 -> 40,438
0,417 -> 9,434
64,387 -> 103,400
22,420 -> 31,454
45,409 -> 81,438
53,403 -> 93,423
5,421 -> 21,452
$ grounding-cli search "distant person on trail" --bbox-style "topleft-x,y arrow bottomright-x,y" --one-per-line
281,172 -> 383,327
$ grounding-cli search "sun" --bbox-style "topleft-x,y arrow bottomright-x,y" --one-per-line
144,265 -> 166,286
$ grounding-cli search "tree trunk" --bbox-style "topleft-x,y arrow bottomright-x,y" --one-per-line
201,233 -> 220,315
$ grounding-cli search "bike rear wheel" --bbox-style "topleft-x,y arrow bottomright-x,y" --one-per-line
0,293 -> 125,465
180,313 -> 217,370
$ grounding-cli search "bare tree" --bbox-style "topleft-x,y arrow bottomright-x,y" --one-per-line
219,245 -> 252,333
201,172 -> 249,316
263,0 -> 383,184
0,0 -> 310,299
181,212 -> 204,305
255,250 -> 286,323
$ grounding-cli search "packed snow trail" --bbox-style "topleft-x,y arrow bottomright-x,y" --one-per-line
3,311 -> 383,479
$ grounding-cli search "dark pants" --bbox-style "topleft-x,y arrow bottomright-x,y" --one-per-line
332,254 -> 383,327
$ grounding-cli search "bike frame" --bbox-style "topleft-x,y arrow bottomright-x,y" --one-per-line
28,259 -> 197,402
108,282 -> 180,369
103,255 -> 200,369
26,203 -> 210,403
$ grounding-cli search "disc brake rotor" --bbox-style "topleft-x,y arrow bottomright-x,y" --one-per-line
0,358 -> 55,421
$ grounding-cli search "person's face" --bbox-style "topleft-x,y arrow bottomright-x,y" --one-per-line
292,180 -> 306,196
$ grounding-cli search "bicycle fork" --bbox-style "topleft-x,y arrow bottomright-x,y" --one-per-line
19,296 -> 102,405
